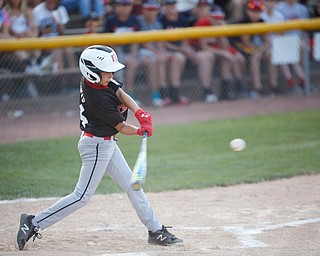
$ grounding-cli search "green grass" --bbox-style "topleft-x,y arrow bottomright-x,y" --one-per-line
1,110 -> 319,200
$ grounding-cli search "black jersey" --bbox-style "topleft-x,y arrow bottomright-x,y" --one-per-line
79,77 -> 128,137
158,13 -> 188,47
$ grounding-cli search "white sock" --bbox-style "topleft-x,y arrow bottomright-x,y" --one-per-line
31,218 -> 39,228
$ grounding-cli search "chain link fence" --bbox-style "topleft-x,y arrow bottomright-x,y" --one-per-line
0,31 -> 319,119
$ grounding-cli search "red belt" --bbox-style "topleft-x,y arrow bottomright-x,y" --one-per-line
83,132 -> 111,140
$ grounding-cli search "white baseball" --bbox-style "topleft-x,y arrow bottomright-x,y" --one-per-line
230,138 -> 246,151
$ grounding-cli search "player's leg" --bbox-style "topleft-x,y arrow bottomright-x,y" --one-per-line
16,137 -> 115,250
105,143 -> 183,245
35,137 -> 115,229
106,143 -> 161,232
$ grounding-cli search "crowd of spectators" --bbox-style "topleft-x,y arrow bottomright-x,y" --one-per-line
1,0 -> 319,104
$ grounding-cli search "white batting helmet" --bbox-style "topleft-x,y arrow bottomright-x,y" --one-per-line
79,45 -> 125,83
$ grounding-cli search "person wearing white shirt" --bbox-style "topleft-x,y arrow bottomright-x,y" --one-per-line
274,0 -> 309,90
33,0 -> 76,70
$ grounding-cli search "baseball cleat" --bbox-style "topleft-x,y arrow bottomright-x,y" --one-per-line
16,213 -> 42,250
148,225 -> 183,246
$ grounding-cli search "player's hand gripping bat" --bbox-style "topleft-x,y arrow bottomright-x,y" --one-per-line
130,132 -> 147,191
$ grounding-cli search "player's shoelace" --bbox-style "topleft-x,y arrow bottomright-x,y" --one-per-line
160,226 -> 177,239
30,227 -> 42,242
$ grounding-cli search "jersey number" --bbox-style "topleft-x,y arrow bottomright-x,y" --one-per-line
80,104 -> 88,128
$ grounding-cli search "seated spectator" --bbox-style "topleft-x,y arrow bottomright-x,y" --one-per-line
261,0 -> 286,94
158,0 -> 195,105
0,0 -> 38,100
192,1 -> 246,100
232,0 -> 271,98
6,0 -> 40,74
0,1 -> 25,74
0,0 -> 23,73
137,0 -> 167,106
276,0 -> 310,92
103,0 -> 159,106
33,0 -> 77,71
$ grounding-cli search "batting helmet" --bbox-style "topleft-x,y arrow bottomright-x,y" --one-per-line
79,45 -> 125,83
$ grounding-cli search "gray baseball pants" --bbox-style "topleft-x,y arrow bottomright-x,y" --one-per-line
34,134 -> 162,233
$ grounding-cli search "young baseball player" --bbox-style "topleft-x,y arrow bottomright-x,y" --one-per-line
16,45 -> 183,251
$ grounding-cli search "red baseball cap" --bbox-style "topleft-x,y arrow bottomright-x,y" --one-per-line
143,0 -> 161,10
247,0 -> 264,12
210,6 -> 226,20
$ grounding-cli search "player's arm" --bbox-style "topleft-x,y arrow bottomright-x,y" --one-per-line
116,87 -> 140,113
115,121 -> 139,136
116,88 -> 153,137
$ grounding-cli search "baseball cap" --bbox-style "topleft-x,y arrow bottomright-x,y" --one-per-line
197,0 -> 213,6
143,0 -> 161,10
246,0 -> 264,12
115,0 -> 134,4
163,0 -> 177,5
210,5 -> 225,20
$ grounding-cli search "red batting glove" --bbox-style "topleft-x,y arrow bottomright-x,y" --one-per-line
135,109 -> 152,126
137,124 -> 153,137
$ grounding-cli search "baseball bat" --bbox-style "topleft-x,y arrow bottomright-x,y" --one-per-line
130,132 -> 147,191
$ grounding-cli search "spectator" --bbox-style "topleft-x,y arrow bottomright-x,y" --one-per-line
136,0 -> 167,106
6,0 -> 40,73
0,0 -> 21,73
193,1 -> 246,100
103,0 -> 159,106
232,0 -> 271,98
261,0 -> 286,94
0,0 -> 37,100
188,0 -> 221,102
158,0 -> 192,105
61,0 -> 105,23
33,0 -> 77,71
0,0 -> 25,73
276,0 -> 309,91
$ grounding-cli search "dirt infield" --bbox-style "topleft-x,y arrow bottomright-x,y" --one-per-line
1,94 -> 320,255
1,175 -> 320,256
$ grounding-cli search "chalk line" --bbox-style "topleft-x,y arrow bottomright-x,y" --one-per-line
224,218 -> 320,248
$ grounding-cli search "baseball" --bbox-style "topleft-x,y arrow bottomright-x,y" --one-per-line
230,138 -> 246,151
